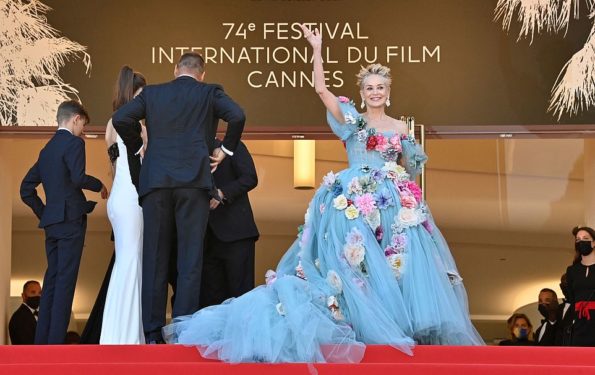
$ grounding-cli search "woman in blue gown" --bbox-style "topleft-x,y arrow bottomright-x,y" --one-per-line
163,25 -> 483,363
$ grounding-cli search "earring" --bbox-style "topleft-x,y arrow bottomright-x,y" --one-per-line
360,99 -> 365,109
386,97 -> 391,107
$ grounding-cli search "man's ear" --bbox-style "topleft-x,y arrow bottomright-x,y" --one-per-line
198,71 -> 206,81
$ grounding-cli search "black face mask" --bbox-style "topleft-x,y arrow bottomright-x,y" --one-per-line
26,296 -> 40,310
576,240 -> 594,256
538,303 -> 550,319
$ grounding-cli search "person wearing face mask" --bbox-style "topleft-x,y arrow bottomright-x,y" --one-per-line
534,288 -> 561,346
565,226 -> 595,346
499,313 -> 535,346
9,280 -> 42,344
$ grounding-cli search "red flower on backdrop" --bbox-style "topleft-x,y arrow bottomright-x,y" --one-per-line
366,136 -> 378,151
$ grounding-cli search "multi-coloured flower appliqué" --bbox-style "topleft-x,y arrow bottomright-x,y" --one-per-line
265,269 -> 277,286
295,261 -> 307,280
384,175 -> 432,279
326,270 -> 346,320
343,227 -> 367,276
322,171 -> 343,198
384,232 -> 407,279
327,295 -> 345,321
347,105 -> 404,162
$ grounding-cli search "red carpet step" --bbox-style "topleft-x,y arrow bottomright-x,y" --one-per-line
1,344 -> 594,374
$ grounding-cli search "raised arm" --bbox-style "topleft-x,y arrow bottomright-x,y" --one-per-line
300,24 -> 343,124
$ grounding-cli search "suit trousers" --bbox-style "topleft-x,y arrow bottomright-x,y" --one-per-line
199,226 -> 256,308
35,216 -> 87,344
141,188 -> 210,342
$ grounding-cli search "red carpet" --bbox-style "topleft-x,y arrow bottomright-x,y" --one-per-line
1,344 -> 594,374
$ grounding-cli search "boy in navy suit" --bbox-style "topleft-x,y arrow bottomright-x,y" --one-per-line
20,100 -> 107,344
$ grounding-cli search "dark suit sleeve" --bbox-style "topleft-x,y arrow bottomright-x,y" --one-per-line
112,92 -> 146,153
536,322 -> 557,346
65,138 -> 102,192
20,161 -> 45,220
219,142 -> 258,203
212,86 -> 245,153
9,310 -> 28,345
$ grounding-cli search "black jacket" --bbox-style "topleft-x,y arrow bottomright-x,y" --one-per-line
20,130 -> 102,228
9,304 -> 36,345
209,140 -> 259,242
112,76 -> 245,198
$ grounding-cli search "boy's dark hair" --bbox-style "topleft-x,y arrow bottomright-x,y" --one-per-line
56,100 -> 89,125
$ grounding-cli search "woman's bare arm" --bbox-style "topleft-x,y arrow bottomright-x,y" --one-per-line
300,24 -> 344,124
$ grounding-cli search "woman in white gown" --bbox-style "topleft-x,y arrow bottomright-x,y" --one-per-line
100,66 -> 147,344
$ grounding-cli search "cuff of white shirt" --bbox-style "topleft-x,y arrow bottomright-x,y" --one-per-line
221,145 -> 234,156
135,145 -> 143,155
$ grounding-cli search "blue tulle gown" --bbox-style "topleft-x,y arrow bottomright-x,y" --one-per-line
162,97 -> 484,363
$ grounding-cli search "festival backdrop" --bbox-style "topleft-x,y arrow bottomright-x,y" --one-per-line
1,0 -> 593,128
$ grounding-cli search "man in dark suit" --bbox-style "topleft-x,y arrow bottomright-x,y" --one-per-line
535,288 -> 562,346
9,280 -> 41,344
112,52 -> 245,343
199,139 -> 259,308
20,100 -> 107,344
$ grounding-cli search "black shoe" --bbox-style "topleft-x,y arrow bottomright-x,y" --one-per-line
146,338 -> 165,344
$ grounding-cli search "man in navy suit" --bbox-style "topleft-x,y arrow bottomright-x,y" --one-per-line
20,100 -> 107,344
199,139 -> 259,308
112,52 -> 245,343
9,280 -> 41,345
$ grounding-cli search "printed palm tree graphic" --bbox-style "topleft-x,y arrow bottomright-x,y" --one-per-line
495,0 -> 595,120
0,0 -> 91,126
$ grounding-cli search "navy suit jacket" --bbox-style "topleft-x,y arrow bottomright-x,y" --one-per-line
209,140 -> 259,242
20,129 -> 102,228
112,76 -> 245,198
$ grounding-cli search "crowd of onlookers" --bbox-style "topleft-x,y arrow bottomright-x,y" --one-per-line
499,226 -> 595,347
499,284 -> 573,346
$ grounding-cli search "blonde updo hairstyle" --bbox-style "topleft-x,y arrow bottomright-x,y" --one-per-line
356,63 -> 392,89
